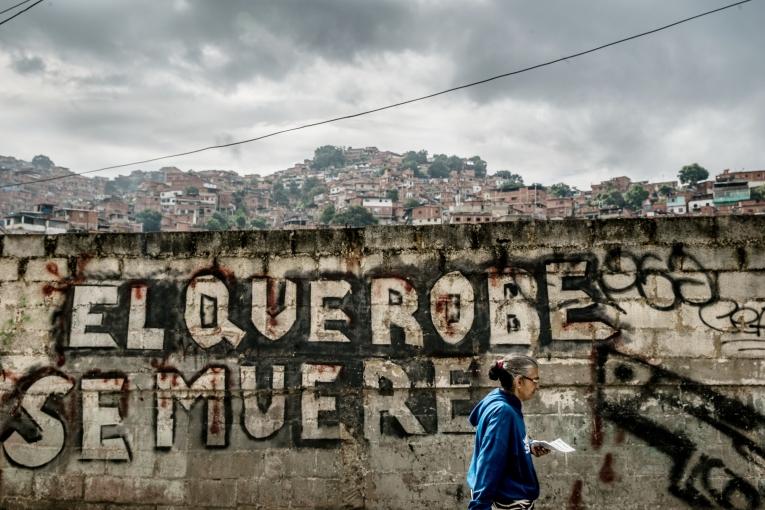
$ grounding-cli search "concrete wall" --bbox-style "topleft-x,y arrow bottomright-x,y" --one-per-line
1,217 -> 764,509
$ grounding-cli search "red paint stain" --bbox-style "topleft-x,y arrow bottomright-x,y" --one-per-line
567,480 -> 583,510
210,399 -> 222,434
434,294 -> 456,335
0,370 -> 19,384
218,266 -> 235,281
487,270 -> 500,288
42,283 -> 67,297
599,453 -> 617,483
132,285 -> 145,300
56,353 -> 66,367
45,262 -> 60,277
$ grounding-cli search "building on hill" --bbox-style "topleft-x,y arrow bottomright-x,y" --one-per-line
716,169 -> 765,187
55,208 -> 100,232
2,203 -> 69,234
667,196 -> 687,215
591,176 -> 632,195
737,200 -> 765,215
713,181 -> 750,205
688,195 -> 715,214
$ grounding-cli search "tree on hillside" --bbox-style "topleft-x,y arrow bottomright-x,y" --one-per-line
600,190 -> 625,208
403,150 -> 428,164
302,177 -> 321,194
320,204 -> 336,224
658,185 -> 674,197
136,210 -> 162,232
428,159 -> 450,178
332,206 -> 378,227
549,183 -> 574,198
494,171 -> 524,188
678,163 -> 709,187
233,210 -> 248,229
468,156 -> 487,177
403,198 -> 420,209
447,155 -> 463,172
272,181 -> 289,206
624,185 -> 649,210
313,145 -> 345,170
185,186 -> 199,196
251,217 -> 268,230
206,211 -> 230,231
499,182 -> 523,192
32,154 -> 54,170
386,189 -> 399,202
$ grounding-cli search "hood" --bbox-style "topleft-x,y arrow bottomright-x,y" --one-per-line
469,388 -> 519,427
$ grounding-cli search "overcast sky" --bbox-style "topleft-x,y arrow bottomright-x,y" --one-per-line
0,0 -> 762,188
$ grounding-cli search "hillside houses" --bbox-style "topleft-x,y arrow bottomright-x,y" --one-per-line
2,150 -> 765,234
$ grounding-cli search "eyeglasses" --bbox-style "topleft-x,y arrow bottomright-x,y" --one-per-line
521,375 -> 540,385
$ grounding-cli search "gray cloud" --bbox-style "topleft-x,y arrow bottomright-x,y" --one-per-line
10,54 -> 45,74
0,0 -> 761,185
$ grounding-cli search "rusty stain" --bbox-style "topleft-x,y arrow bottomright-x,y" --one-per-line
567,479 -> 584,510
210,398 -> 222,435
615,427 -> 625,444
132,285 -> 145,300
45,262 -> 60,277
599,453 -> 617,483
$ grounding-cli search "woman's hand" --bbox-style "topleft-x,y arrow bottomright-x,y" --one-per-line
531,444 -> 550,457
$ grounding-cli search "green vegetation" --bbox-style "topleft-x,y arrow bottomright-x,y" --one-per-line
624,185 -> 649,210
313,145 -> 345,170
468,156 -> 487,177
331,206 -> 378,227
402,150 -> 428,173
599,189 -> 625,209
136,210 -> 162,232
320,204 -> 336,224
549,183 -> 574,198
206,211 -> 231,231
385,189 -> 399,202
678,163 -> 709,187
658,185 -> 674,197
250,217 -> 268,230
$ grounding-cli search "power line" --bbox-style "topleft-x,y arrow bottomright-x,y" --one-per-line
1,0 -> 751,190
0,0 -> 35,17
0,0 -> 44,27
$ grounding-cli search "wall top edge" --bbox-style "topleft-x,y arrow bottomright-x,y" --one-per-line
1,216 -> 764,258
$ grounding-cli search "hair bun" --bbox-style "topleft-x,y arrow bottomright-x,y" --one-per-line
488,360 -> 505,380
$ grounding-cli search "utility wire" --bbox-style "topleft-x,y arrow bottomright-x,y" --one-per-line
0,0 -> 35,17
0,0 -> 751,190
0,0 -> 44,27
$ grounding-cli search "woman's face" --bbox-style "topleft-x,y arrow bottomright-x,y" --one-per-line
514,366 -> 540,401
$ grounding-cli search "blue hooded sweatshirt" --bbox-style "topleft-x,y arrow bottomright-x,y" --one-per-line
466,388 -> 539,510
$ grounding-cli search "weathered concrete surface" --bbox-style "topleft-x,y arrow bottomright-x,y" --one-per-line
1,216 -> 764,509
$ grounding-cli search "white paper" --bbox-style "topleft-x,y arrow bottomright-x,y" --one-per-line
530,438 -> 575,453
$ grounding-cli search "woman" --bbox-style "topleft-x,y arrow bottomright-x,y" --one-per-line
467,354 -> 548,510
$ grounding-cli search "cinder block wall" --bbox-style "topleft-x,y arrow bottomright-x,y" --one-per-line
1,217 -> 764,509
